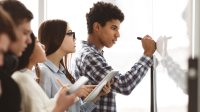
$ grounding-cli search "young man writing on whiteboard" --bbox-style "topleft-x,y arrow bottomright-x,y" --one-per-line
72,1 -> 156,112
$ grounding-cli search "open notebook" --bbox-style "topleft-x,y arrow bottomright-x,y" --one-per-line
84,71 -> 119,102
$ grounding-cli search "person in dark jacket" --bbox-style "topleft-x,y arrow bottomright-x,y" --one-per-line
0,1 -> 33,111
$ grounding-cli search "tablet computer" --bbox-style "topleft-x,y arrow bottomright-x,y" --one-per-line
84,71 -> 118,102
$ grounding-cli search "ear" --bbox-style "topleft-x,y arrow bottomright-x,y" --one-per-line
93,22 -> 100,32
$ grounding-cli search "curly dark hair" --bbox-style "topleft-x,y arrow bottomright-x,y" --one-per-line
86,1 -> 124,34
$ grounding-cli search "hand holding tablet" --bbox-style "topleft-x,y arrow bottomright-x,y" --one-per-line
84,71 -> 118,102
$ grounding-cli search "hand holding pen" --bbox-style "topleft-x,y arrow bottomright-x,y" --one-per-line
137,35 -> 156,57
56,76 -> 89,96
56,78 -> 71,94
54,79 -> 77,112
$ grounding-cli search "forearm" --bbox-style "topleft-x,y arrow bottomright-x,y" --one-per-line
112,55 -> 152,95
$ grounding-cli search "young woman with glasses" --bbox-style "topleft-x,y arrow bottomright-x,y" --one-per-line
37,19 -> 110,112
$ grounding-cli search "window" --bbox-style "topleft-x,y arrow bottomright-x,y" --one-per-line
24,0 -> 191,111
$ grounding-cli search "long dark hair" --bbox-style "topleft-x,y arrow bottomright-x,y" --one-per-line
38,19 -> 75,83
16,33 -> 36,70
38,20 -> 67,56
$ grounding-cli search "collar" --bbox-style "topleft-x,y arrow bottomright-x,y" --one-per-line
19,68 -> 33,74
19,68 -> 36,78
81,40 -> 104,55
43,60 -> 65,73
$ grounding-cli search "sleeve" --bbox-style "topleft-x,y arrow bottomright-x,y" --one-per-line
45,98 -> 57,112
39,67 -> 53,98
80,102 -> 96,112
82,53 -> 153,95
12,72 -> 31,112
12,72 -> 50,112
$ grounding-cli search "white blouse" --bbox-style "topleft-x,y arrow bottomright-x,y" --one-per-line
12,69 -> 56,112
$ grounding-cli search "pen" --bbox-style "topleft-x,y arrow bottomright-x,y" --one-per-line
137,37 -> 142,40
137,37 -> 157,49
56,78 -> 71,95
56,78 -> 64,87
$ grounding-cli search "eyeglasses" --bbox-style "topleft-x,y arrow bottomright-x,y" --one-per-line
66,32 -> 76,40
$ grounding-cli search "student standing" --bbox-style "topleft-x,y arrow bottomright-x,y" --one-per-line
38,20 -> 110,112
71,2 -> 156,112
